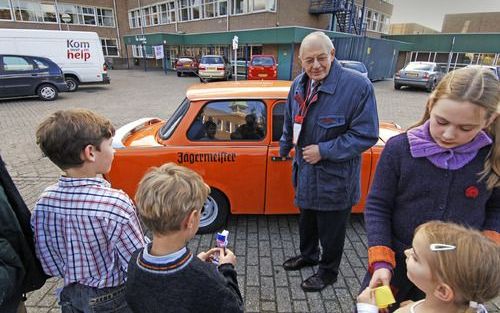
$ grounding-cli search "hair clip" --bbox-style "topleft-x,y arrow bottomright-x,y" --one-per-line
469,301 -> 487,313
429,243 -> 456,251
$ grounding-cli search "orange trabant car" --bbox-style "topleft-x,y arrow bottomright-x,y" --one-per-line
105,81 -> 401,233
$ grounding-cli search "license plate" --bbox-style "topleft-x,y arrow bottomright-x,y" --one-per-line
406,72 -> 418,77
209,66 -> 217,71
184,64 -> 190,68
258,73 -> 268,77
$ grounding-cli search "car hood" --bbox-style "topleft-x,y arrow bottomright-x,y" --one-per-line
112,118 -> 164,148
378,122 -> 403,144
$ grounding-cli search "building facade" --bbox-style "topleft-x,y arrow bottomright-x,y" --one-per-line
441,12 -> 500,33
0,0 -> 393,70
389,23 -> 438,35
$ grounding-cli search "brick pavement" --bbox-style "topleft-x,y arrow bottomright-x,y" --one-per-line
1,70 -> 497,313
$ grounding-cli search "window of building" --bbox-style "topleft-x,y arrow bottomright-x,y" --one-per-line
0,0 -> 12,20
129,9 -> 141,28
41,3 -> 56,22
132,45 -> 154,58
101,39 -> 119,57
188,100 -> 266,141
57,3 -> 78,24
14,1 -> 42,22
232,0 -> 248,14
97,8 -> 114,27
3,56 -> 34,72
79,6 -> 96,25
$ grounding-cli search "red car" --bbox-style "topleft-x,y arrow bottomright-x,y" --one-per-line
248,55 -> 277,80
175,56 -> 198,77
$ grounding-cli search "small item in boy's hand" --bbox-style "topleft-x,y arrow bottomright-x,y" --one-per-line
374,285 -> 396,309
212,230 -> 229,265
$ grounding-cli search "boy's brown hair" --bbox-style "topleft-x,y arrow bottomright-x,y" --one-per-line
36,109 -> 115,170
135,163 -> 210,235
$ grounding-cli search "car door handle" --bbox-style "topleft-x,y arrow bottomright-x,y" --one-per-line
31,73 -> 38,77
271,156 -> 292,161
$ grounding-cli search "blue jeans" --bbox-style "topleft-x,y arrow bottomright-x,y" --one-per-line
59,283 -> 132,313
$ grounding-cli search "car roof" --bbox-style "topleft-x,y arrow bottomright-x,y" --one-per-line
186,80 -> 292,101
201,55 -> 223,58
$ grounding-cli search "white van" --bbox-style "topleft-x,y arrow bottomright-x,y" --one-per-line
0,29 -> 110,91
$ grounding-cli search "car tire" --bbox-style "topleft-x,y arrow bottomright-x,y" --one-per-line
394,83 -> 402,90
65,76 -> 79,92
200,77 -> 205,82
426,80 -> 436,92
37,84 -> 58,101
177,71 -> 181,77
198,189 -> 229,234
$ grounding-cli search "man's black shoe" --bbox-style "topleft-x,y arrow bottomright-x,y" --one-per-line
300,273 -> 337,292
282,256 -> 318,271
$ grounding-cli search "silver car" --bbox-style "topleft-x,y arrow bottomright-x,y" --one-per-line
198,55 -> 232,82
394,62 -> 445,92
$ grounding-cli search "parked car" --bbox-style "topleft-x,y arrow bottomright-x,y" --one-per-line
248,55 -> 277,80
465,64 -> 499,79
105,81 -> 402,233
175,56 -> 199,77
394,61 -> 445,92
198,55 -> 231,82
0,54 -> 68,101
338,60 -> 368,79
0,29 -> 110,92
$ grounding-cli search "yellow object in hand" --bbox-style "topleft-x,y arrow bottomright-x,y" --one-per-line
374,285 -> 396,309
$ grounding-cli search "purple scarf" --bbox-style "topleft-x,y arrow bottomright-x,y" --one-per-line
407,121 -> 492,170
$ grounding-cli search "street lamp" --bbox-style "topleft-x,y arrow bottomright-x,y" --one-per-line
61,13 -> 71,31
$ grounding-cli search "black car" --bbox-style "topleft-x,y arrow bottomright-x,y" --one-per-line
0,54 -> 68,101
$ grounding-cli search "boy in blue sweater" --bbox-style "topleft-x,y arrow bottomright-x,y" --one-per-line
125,163 -> 243,313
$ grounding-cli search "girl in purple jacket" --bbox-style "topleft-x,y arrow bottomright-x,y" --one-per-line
362,66 -> 500,311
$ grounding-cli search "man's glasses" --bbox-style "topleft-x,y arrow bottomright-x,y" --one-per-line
301,54 -> 330,67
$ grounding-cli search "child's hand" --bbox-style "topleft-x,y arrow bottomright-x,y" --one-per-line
357,287 -> 376,305
369,268 -> 392,288
197,247 -> 220,262
219,248 -> 236,266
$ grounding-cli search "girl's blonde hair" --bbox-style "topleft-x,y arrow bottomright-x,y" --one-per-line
416,221 -> 500,312
410,67 -> 500,189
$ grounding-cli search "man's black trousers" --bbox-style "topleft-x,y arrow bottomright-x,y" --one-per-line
299,207 -> 351,280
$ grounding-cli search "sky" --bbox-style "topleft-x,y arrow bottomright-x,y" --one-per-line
390,0 -> 500,31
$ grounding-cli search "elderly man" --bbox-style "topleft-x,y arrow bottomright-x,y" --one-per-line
280,31 -> 379,292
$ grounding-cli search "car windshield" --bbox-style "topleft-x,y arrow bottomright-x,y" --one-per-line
252,57 -> 274,66
341,62 -> 367,73
201,56 -> 224,64
159,98 -> 190,140
405,63 -> 433,71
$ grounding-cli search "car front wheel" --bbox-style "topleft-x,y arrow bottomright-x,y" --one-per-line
37,84 -> 58,101
394,83 -> 402,90
198,189 -> 229,234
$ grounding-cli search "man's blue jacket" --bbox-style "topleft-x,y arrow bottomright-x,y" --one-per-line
280,59 -> 379,211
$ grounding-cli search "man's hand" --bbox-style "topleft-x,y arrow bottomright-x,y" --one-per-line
369,268 -> 392,288
302,145 -> 321,164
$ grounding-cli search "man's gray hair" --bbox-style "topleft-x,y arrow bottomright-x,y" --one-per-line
299,31 -> 335,57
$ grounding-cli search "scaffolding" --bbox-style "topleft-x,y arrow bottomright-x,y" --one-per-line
309,0 -> 366,35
